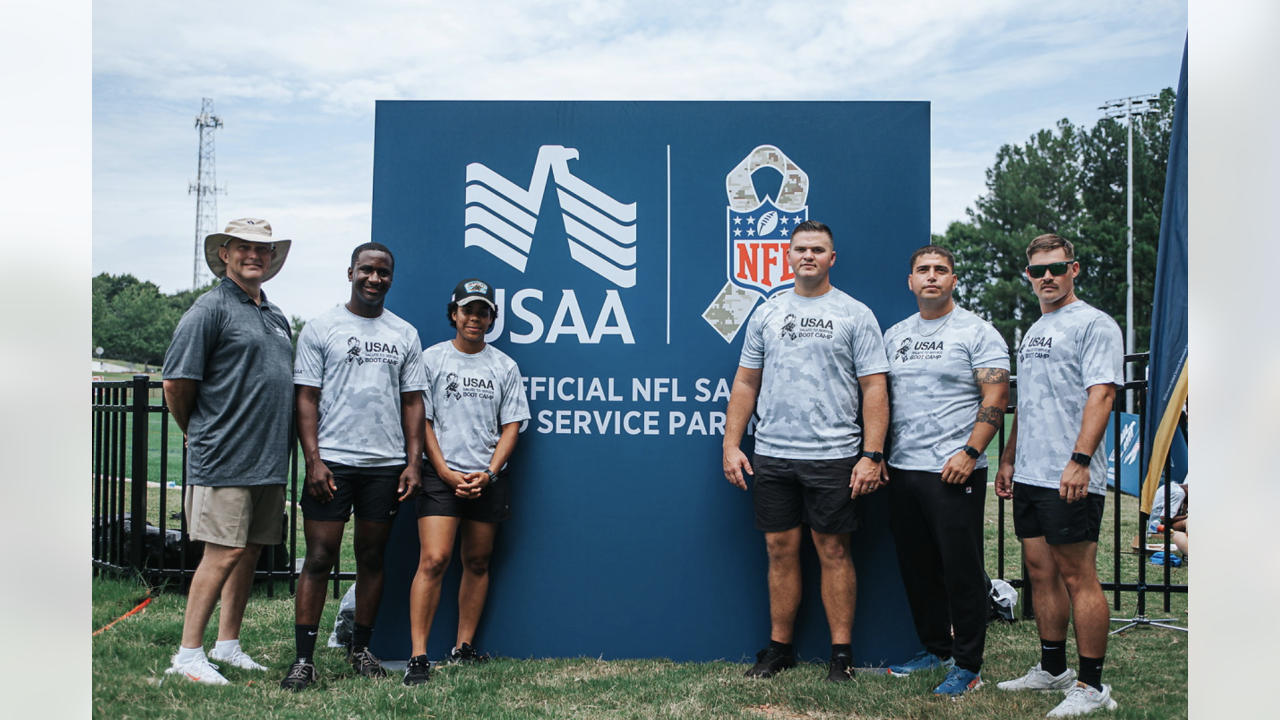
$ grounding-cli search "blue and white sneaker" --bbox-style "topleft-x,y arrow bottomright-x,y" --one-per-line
934,667 -> 983,696
888,650 -> 955,677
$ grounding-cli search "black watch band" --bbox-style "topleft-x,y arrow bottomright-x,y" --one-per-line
1070,452 -> 1092,466
860,450 -> 883,463
963,445 -> 982,459
485,469 -> 498,484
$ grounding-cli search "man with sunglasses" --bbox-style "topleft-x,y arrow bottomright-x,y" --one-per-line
882,245 -> 1009,696
995,234 -> 1123,717
162,219 -> 295,685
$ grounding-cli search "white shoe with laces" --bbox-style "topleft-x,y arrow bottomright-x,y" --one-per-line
997,663 -> 1078,691
165,654 -> 230,685
209,645 -> 268,671
1047,682 -> 1118,717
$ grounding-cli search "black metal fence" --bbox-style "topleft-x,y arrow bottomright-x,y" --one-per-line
91,375 -> 353,598
93,365 -> 1186,613
992,352 -> 1188,622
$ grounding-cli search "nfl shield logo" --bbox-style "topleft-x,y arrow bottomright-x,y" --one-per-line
727,198 -> 808,297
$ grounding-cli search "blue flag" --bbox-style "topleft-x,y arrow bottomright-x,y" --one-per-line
1141,38 -> 1189,515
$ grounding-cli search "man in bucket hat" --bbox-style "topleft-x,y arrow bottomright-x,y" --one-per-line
162,218 -> 295,685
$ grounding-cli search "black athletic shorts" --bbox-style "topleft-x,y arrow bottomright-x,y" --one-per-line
752,454 -> 859,534
1012,481 -> 1105,545
416,463 -> 512,523
300,462 -> 405,523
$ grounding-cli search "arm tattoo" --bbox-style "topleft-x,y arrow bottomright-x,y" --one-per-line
977,404 -> 1004,428
973,368 -> 1010,385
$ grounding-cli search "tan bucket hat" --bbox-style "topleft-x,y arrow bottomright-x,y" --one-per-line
204,218 -> 292,281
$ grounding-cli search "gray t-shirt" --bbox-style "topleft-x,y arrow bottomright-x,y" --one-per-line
1013,300 -> 1123,495
884,306 -> 1010,471
162,281 -> 294,487
422,341 -> 531,474
739,287 -> 889,460
293,305 -> 428,467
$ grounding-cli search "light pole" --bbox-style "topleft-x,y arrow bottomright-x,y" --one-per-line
1100,93 -> 1159,414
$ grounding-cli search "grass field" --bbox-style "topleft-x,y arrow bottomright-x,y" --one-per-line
91,478 -> 1188,720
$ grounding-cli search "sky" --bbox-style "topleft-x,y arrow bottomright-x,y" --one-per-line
92,0 -> 1188,322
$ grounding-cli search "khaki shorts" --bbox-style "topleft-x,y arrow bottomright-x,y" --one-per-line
185,484 -> 285,548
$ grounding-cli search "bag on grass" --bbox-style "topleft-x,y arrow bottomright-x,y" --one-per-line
327,584 -> 357,649
988,577 -> 1018,624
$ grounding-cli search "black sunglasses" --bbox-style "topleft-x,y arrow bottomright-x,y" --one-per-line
1026,261 -> 1072,278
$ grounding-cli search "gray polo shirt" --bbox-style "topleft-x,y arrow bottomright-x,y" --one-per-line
163,281 -> 295,487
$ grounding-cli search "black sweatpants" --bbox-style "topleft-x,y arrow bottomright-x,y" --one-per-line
887,466 -> 988,673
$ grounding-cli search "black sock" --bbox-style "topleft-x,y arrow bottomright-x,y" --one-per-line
1039,638 -> 1067,676
1078,655 -> 1105,691
831,643 -> 852,659
352,623 -> 375,650
295,624 -> 319,663
769,639 -> 793,656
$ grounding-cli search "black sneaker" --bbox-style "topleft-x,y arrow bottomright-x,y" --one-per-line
745,645 -> 796,678
402,654 -> 431,686
349,646 -> 388,678
280,659 -> 317,691
826,652 -> 855,683
446,642 -> 491,665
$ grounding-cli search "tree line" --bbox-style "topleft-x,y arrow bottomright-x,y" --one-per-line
938,87 -> 1176,357
92,274 -> 305,366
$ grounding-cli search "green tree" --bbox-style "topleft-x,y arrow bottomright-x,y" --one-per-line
941,89 -> 1175,358
943,118 -> 1086,354
91,274 -> 218,366
290,315 -> 306,351
1077,88 -> 1175,352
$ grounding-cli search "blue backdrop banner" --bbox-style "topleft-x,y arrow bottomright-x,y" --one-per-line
369,101 -> 930,665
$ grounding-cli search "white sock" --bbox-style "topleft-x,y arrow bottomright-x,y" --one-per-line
176,646 -> 204,664
214,639 -> 241,655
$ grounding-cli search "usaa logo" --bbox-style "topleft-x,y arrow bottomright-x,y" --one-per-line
464,145 -> 637,345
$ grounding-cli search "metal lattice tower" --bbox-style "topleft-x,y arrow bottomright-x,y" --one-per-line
189,98 -> 226,289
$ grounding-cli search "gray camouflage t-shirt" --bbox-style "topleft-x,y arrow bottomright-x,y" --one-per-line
739,288 -> 889,460
884,306 -> 1010,471
293,306 -> 428,467
1013,300 -> 1123,495
422,341 -> 531,474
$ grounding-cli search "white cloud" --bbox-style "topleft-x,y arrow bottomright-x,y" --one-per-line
93,0 -> 1187,316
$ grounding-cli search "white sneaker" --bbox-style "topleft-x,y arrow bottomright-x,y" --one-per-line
165,654 -> 230,685
209,645 -> 268,671
1047,683 -> 1118,717
997,663 -> 1078,691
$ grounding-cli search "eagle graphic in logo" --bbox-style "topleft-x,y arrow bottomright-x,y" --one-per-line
445,372 -> 461,400
345,336 -> 361,364
894,337 -> 913,363
778,313 -> 797,341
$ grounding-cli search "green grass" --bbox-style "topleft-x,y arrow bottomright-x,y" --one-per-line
91,486 -> 1188,720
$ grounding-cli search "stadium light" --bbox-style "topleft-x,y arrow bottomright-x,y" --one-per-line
1100,93 -> 1160,414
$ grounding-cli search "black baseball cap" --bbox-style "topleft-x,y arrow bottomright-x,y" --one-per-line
451,278 -> 497,311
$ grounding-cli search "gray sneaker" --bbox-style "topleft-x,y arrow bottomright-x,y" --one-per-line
997,663 -> 1077,691
349,646 -> 388,678
1047,683 -> 1118,717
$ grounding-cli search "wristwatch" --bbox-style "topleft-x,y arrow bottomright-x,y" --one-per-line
859,450 -> 883,463
1070,452 -> 1092,466
485,469 -> 498,484
962,445 -> 982,459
